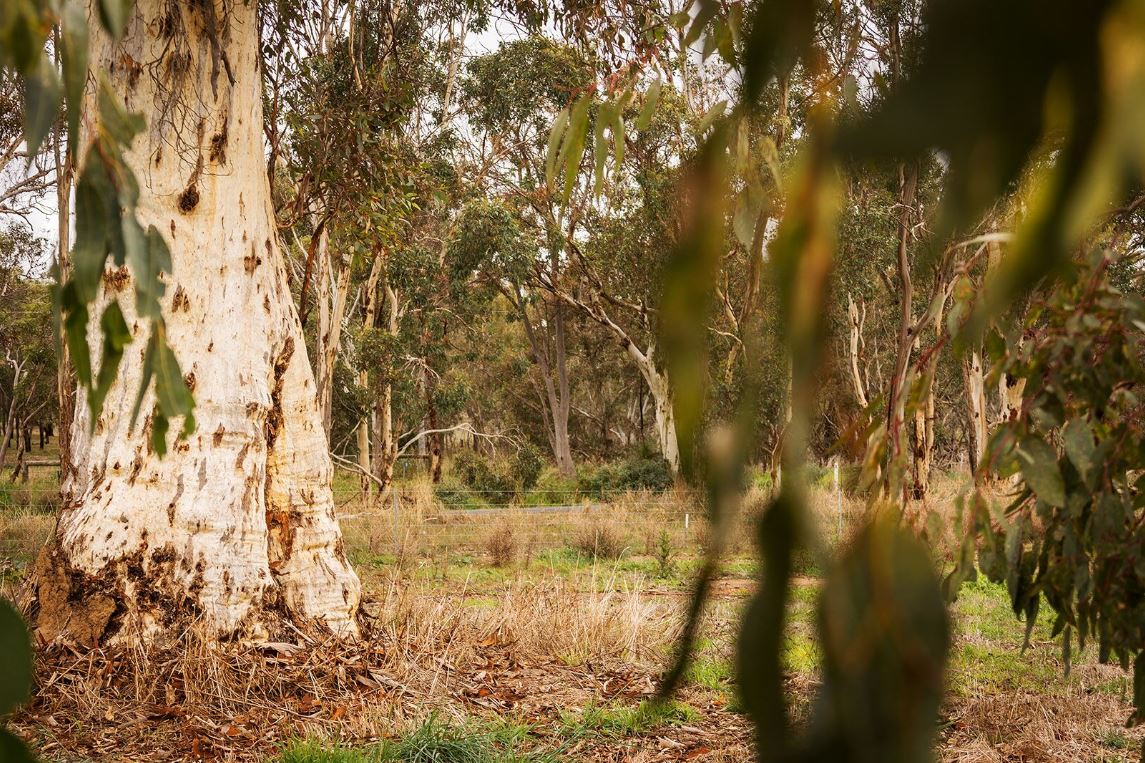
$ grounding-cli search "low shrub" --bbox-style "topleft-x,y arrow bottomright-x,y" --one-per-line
484,523 -> 516,567
577,456 -> 674,497
510,443 -> 544,492
572,519 -> 627,560
452,451 -> 515,497
452,445 -> 546,502
527,469 -> 579,506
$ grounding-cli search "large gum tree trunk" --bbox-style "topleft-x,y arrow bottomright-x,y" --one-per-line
28,0 -> 360,645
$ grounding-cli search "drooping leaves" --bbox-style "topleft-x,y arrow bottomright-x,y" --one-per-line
1016,435 -> 1066,508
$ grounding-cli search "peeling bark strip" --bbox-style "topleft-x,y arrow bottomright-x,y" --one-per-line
27,0 -> 360,644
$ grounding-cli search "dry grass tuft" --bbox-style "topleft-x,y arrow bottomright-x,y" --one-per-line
482,522 -> 516,567
572,518 -> 628,560
941,689 -> 1144,762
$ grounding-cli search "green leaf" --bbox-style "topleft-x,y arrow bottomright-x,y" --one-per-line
150,322 -> 196,437
23,55 -> 61,154
72,155 -> 115,303
560,93 -> 591,201
683,0 -> 718,47
815,520 -> 950,760
1016,435 -> 1066,508
137,226 -> 172,317
0,2 -> 43,71
544,107 -> 570,186
98,0 -> 134,40
635,80 -> 660,131
732,186 -> 764,247
697,99 -> 728,135
60,0 -> 89,151
150,412 -> 170,456
98,79 -> 145,147
90,301 -> 132,419
1020,593 -> 1039,653
1061,418 -> 1096,482
129,327 -> 157,430
0,598 -> 33,717
611,109 -> 625,172
61,286 -> 92,388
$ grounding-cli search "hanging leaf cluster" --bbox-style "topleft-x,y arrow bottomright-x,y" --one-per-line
949,252 -> 1145,724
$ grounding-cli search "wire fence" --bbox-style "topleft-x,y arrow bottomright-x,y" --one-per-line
0,466 -> 869,580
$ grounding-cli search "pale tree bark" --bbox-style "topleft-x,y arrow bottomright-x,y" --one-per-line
355,248 -> 383,496
886,162 -> 919,497
371,280 -> 398,489
640,351 -> 680,474
0,354 -> 23,470
27,0 -> 360,645
963,350 -> 988,474
846,293 -> 869,409
964,239 -> 1003,479
54,105 -> 75,481
998,368 -> 1025,423
314,227 -> 352,438
911,278 -> 945,499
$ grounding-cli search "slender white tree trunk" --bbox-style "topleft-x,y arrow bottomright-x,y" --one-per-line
846,294 -> 869,408
963,350 -> 988,475
371,281 -> 398,488
315,229 -> 351,437
627,344 -> 679,474
29,0 -> 360,645
355,250 -> 383,496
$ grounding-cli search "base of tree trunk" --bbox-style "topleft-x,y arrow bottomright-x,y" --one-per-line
23,538 -> 343,646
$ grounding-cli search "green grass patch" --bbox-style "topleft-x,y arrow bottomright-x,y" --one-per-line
276,716 -> 560,763
558,700 -> 696,741
278,739 -> 381,763
684,655 -> 733,691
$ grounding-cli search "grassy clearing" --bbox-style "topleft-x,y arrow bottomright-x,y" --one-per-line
4,478 -> 1142,761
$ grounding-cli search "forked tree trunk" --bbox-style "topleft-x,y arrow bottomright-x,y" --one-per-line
886,162 -> 919,497
552,289 -> 679,475
963,350 -> 988,475
27,0 -> 360,645
911,281 -> 945,500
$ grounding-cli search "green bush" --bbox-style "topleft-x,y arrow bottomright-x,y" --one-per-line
452,450 -> 515,497
577,456 -> 674,496
451,444 -> 547,502
527,468 -> 580,505
510,443 -> 543,492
